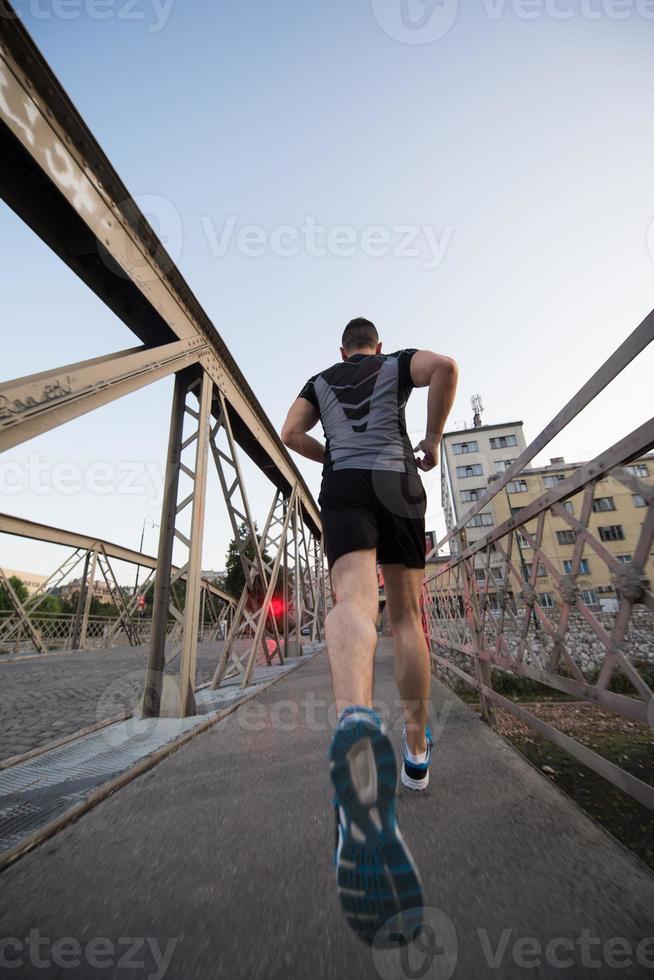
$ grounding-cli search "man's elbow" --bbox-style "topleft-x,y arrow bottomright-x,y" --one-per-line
433,356 -> 458,383
281,425 -> 295,449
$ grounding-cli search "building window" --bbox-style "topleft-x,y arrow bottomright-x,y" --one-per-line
539,593 -> 555,608
626,464 -> 649,477
456,464 -> 484,478
563,501 -> 574,515
592,497 -> 616,513
544,474 -> 566,488
494,459 -> 516,472
452,440 -> 479,455
517,534 -> 531,548
507,480 -> 528,494
490,435 -> 518,450
468,513 -> 494,528
563,558 -> 590,575
598,525 -> 625,542
632,494 -> 647,508
617,555 -> 632,564
510,506 -> 524,516
581,590 -> 599,607
474,568 -> 486,581
461,488 -> 486,503
556,530 -> 576,545
523,563 -> 547,579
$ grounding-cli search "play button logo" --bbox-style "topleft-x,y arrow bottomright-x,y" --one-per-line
372,907 -> 458,980
371,0 -> 459,44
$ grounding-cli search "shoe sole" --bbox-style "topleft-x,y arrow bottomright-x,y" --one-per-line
401,764 -> 430,792
330,714 -> 424,946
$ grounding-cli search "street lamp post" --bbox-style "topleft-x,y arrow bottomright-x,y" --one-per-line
134,516 -> 159,597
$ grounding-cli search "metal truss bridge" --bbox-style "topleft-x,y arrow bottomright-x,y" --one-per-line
0,8 -> 653,978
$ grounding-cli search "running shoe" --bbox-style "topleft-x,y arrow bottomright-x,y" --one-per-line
400,725 -> 433,792
329,706 -> 423,946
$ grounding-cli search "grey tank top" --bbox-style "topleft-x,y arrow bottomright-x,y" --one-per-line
298,349 -> 418,474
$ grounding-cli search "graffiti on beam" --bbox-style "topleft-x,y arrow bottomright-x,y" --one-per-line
0,65 -> 97,216
0,379 -> 74,422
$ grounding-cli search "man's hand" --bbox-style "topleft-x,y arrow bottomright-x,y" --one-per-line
414,438 -> 439,472
410,351 -> 458,467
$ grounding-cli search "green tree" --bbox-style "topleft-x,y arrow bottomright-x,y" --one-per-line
224,521 -> 273,598
28,594 -> 62,615
0,575 -> 28,611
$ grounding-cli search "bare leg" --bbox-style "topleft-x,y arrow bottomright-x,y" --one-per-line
382,564 -> 430,755
325,549 -> 379,717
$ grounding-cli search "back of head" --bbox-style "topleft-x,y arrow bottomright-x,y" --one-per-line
342,317 -> 379,355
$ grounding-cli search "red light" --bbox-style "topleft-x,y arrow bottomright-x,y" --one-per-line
270,596 -> 285,617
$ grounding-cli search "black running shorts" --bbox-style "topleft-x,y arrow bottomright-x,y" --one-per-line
318,468 -> 427,570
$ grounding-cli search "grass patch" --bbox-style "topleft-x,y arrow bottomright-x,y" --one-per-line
507,730 -> 654,870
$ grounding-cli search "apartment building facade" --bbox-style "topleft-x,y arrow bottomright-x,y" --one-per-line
441,420 -> 528,552
491,453 -> 653,613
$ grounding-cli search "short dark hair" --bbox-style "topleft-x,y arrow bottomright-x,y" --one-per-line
342,317 -> 379,353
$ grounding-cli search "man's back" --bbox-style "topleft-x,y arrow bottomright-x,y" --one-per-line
299,349 -> 417,474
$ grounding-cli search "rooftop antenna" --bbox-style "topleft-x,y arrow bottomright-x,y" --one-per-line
471,394 -> 484,429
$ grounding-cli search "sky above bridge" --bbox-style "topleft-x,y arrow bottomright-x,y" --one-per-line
2,0 -> 654,579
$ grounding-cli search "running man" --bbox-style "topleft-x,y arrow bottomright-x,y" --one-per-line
281,318 -> 458,944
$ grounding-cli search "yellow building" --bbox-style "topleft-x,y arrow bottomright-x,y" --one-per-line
488,453 -> 654,613
1,569 -> 48,596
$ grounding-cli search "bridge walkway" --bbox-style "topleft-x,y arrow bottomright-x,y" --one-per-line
1,640 -> 653,979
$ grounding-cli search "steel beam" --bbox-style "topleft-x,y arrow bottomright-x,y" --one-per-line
0,13 -> 321,535
178,372 -> 213,716
0,341 -> 206,452
0,564 -> 47,655
0,513 -> 234,606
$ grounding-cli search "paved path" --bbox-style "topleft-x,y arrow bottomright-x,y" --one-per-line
0,640 -> 245,761
0,640 -> 653,979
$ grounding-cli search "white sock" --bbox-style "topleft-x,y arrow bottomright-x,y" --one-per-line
405,743 -> 429,765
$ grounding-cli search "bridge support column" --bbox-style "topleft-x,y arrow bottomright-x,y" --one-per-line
209,398 -> 284,688
71,547 -> 98,651
142,369 -> 212,719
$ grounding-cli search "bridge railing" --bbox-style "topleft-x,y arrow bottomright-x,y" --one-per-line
0,609 -> 230,656
425,312 -> 654,810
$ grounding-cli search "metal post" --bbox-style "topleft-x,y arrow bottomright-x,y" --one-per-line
142,374 -> 187,718
178,371 -> 213,717
71,552 -> 90,650
282,496 -> 289,658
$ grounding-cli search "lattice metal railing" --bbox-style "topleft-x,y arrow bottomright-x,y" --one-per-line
0,611 -> 188,655
425,311 -> 654,810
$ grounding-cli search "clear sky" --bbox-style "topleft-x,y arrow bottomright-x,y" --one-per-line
1,0 -> 653,582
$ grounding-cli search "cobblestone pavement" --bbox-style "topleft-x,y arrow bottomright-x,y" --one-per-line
0,641 -> 238,761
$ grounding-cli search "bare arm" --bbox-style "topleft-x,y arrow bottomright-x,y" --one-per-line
410,351 -> 459,471
281,398 -> 325,464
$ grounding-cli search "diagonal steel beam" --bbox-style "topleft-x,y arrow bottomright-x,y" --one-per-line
0,564 -> 48,655
0,14 -> 321,535
0,513 -> 234,606
0,341 -> 206,452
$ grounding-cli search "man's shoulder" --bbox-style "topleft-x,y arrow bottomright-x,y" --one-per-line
386,348 -> 419,360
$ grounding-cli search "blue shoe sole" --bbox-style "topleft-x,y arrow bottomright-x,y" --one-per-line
329,714 -> 424,946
